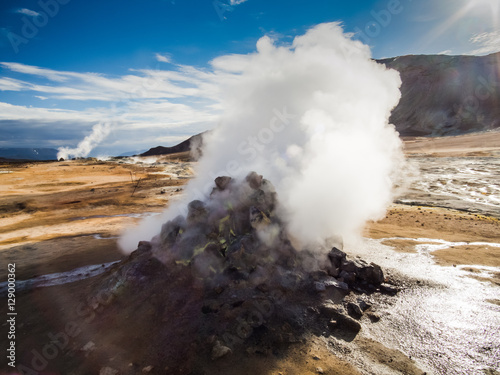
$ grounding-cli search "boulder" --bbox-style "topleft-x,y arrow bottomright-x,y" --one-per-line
336,313 -> 362,334
160,215 -> 186,245
357,263 -> 384,285
380,283 -> 399,295
319,300 -> 344,320
366,312 -> 381,322
187,200 -> 208,225
215,176 -> 232,191
341,258 -> 367,273
323,277 -> 349,291
339,270 -> 356,284
346,302 -> 363,320
246,171 -> 263,189
328,247 -> 346,269
86,173 -> 391,372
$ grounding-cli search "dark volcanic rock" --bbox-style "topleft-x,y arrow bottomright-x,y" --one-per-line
357,263 -> 385,285
336,314 -> 362,334
328,247 -> 346,269
214,176 -> 233,191
327,248 -> 385,292
346,302 -> 363,320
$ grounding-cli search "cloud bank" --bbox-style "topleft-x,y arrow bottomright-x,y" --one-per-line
468,30 -> 500,55
0,60 -> 221,153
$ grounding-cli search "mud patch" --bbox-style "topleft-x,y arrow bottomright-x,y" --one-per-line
355,337 -> 425,375
432,244 -> 500,267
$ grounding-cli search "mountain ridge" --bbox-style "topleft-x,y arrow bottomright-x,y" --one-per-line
0,148 -> 58,161
376,51 -> 500,136
139,132 -> 205,158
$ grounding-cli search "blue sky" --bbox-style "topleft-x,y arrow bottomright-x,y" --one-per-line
0,0 -> 499,156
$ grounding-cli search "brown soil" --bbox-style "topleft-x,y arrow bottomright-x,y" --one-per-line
402,130 -> 500,157
432,245 -> 500,267
365,204 -> 500,244
0,237 -> 120,280
0,159 -> 190,281
202,337 -> 363,375
355,338 -> 424,375
380,239 -> 427,253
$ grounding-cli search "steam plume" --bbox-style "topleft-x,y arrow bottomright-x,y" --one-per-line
119,22 -> 405,253
57,122 -> 111,160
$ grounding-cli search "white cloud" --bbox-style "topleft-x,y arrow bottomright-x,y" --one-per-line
0,77 -> 28,91
0,98 -> 216,131
0,58 -> 222,153
17,8 -> 41,17
0,62 -> 221,102
0,102 -> 100,122
229,0 -> 248,4
0,54 -> 230,154
438,49 -> 452,55
0,98 -> 215,154
155,53 -> 171,63
1,62 -> 80,82
468,30 -> 500,55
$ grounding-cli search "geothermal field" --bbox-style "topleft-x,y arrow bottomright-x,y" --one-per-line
1,134 -> 499,375
1,23 -> 499,375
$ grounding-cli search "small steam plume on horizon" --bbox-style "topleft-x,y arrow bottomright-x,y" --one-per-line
119,22 -> 406,253
57,122 -> 112,160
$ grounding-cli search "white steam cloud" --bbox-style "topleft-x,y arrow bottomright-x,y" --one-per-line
119,22 -> 405,253
57,122 -> 112,160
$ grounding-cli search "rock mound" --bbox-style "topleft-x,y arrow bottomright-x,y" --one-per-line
87,172 -> 394,374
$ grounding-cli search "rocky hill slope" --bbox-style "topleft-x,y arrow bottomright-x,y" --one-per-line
140,132 -> 205,158
378,52 -> 500,136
